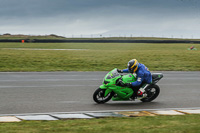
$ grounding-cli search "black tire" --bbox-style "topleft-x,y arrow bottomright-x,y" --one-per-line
140,84 -> 160,102
93,88 -> 114,104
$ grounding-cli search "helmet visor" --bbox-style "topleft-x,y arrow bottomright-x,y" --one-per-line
128,65 -> 137,73
128,64 -> 133,73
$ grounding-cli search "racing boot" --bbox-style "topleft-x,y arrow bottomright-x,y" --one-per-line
137,90 -> 144,99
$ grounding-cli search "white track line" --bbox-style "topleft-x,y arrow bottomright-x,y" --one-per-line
1,107 -> 200,116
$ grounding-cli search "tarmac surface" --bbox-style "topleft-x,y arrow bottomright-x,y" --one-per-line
0,71 -> 199,115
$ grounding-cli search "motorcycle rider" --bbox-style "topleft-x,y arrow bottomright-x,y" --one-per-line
117,59 -> 152,99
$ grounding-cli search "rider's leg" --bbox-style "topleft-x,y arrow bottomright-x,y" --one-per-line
131,86 -> 140,99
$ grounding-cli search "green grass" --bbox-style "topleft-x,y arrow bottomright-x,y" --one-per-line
0,115 -> 200,133
1,35 -> 200,41
0,43 -> 199,71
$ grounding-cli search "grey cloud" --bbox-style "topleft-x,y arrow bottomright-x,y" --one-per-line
1,0 -> 199,18
0,0 -> 200,37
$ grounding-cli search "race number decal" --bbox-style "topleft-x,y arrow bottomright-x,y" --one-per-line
137,77 -> 142,82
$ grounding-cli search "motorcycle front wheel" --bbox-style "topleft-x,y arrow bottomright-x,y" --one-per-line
140,84 -> 160,102
93,88 -> 114,104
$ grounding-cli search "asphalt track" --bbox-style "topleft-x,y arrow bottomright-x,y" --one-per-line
0,71 -> 200,115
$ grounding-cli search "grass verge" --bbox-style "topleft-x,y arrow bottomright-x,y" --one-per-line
0,43 -> 199,71
0,114 -> 200,133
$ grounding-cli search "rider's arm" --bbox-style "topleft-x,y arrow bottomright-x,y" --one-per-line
122,68 -> 129,73
131,72 -> 144,87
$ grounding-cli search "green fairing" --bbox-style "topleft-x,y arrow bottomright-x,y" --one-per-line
101,68 -> 136,101
99,85 -> 114,97
104,89 -> 113,97
99,85 -> 107,89
111,87 -> 134,101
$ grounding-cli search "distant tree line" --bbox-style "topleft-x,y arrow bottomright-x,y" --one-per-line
0,39 -> 200,43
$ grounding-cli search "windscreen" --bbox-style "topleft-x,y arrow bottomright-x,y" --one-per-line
106,69 -> 120,79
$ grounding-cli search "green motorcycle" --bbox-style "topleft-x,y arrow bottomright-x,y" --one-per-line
93,68 -> 163,104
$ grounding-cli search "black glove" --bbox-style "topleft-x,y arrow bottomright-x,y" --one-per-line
117,69 -> 123,73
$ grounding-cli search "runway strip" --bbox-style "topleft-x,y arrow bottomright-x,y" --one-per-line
0,71 -> 199,115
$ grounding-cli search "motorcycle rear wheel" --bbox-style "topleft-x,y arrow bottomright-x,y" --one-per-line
93,88 -> 114,104
140,84 -> 160,102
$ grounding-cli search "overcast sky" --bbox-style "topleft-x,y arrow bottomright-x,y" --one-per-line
0,0 -> 200,38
